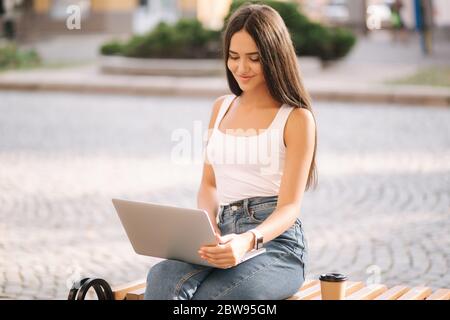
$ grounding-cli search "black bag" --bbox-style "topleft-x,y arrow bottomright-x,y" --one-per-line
68,278 -> 114,300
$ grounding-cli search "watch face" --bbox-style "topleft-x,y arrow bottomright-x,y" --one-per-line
250,230 -> 263,250
256,236 -> 263,249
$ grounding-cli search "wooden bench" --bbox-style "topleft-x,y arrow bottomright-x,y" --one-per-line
68,277 -> 450,300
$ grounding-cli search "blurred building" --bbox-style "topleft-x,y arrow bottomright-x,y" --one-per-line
297,0 -> 450,39
13,0 -> 189,40
5,0 -> 450,42
9,0 -> 234,41
297,0 -> 366,32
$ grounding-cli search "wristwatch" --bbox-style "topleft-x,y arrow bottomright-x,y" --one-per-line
248,229 -> 264,250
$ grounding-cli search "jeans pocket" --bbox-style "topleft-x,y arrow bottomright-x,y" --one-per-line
294,222 -> 308,264
248,204 -> 276,223
274,225 -> 298,254
218,209 -> 235,235
217,207 -> 225,224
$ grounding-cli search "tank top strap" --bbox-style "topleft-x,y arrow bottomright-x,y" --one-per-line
271,104 -> 295,131
213,94 -> 236,130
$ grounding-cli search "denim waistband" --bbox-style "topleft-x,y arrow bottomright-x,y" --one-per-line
220,195 -> 278,211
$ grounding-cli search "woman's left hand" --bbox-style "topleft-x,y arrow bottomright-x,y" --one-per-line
198,232 -> 254,269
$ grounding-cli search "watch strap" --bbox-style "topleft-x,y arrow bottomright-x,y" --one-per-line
248,229 -> 263,250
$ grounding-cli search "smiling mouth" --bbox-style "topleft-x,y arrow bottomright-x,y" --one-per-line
238,75 -> 254,80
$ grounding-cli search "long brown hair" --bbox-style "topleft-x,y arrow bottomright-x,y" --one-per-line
223,3 -> 318,191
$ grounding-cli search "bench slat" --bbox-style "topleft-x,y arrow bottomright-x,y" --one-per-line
286,280 -> 319,300
287,283 -> 321,300
110,278 -> 449,301
345,284 -> 387,300
311,281 -> 365,300
126,287 -> 146,300
425,289 -> 450,300
374,285 -> 410,300
111,279 -> 146,300
299,279 -> 319,291
397,287 -> 432,300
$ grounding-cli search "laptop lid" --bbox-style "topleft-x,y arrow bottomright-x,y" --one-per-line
112,198 -> 218,266
112,198 -> 266,267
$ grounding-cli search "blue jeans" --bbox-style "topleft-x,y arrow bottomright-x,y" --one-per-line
144,195 -> 308,300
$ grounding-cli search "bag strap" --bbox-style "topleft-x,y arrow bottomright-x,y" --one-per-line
68,277 -> 114,300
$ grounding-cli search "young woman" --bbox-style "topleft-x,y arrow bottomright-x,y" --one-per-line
144,3 -> 317,300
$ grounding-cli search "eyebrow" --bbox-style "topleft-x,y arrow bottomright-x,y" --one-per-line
229,50 -> 259,55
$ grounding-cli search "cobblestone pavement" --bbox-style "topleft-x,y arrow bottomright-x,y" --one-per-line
0,91 -> 449,299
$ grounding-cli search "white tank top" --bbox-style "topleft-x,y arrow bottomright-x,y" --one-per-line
205,94 -> 295,205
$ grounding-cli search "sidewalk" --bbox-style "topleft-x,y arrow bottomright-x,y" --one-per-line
0,30 -> 449,106
0,62 -> 448,106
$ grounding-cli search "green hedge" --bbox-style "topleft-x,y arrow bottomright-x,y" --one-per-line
100,0 -> 356,61
226,0 -> 356,60
101,19 -> 221,59
0,44 -> 41,71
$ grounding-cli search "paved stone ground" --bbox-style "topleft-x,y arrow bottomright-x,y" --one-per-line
0,91 -> 449,299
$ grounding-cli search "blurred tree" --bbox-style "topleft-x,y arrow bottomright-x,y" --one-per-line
225,0 -> 356,61
100,0 -> 356,61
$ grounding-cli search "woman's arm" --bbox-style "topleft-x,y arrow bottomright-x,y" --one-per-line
197,163 -> 220,235
199,107 -> 316,268
248,107 -> 316,244
196,95 -> 227,236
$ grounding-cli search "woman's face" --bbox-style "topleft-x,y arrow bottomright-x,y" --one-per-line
227,30 -> 265,92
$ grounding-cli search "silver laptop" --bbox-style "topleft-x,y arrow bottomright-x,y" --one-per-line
112,198 -> 266,267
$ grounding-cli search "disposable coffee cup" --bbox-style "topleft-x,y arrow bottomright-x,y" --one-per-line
319,273 -> 348,300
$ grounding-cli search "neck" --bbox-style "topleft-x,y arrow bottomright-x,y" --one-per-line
239,84 -> 279,109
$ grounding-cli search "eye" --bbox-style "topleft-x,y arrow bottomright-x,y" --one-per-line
229,56 -> 239,60
250,57 -> 260,62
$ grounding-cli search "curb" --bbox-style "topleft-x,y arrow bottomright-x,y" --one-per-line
0,80 -> 228,97
310,86 -> 450,107
98,56 -> 323,77
0,78 -> 448,107
99,56 -> 226,77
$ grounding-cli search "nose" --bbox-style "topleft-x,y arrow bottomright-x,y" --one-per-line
237,58 -> 250,74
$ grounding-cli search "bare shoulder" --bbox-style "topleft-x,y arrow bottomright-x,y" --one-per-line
212,95 -> 228,113
208,95 -> 229,129
286,107 -> 315,130
285,107 -> 316,145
